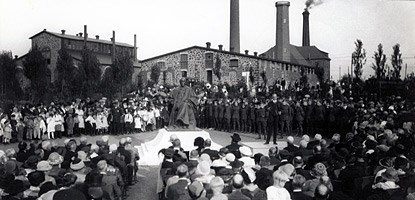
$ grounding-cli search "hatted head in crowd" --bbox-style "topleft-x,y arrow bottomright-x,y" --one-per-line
188,181 -> 206,199
292,174 -> 306,190
176,164 -> 189,178
287,136 -> 294,145
273,169 -> 290,188
268,147 -> 278,157
314,184 -> 330,200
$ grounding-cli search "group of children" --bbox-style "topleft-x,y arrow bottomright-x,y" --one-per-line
0,99 -> 173,144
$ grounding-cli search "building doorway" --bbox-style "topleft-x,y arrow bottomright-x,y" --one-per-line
206,70 -> 213,84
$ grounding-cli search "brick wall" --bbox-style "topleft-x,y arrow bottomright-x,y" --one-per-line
134,47 -> 319,87
31,33 -> 61,83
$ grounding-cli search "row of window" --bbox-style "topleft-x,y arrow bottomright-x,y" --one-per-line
64,39 -> 134,57
155,52 -> 314,74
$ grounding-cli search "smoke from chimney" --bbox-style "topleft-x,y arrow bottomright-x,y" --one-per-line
305,0 -> 323,9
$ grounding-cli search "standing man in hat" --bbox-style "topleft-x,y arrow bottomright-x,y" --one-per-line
266,94 -> 280,144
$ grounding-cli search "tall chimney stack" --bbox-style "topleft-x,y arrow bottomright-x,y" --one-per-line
302,9 -> 310,46
230,0 -> 240,53
275,1 -> 290,62
134,34 -> 137,61
112,31 -> 116,64
83,25 -> 88,48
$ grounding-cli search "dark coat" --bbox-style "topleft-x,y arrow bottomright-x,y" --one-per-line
166,179 -> 190,200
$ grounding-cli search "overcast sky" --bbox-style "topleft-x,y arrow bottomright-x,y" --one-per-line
1,0 -> 414,80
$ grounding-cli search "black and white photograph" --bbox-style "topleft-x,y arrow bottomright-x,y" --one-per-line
0,0 -> 415,199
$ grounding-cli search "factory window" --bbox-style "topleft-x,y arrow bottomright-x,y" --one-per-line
286,64 -> 289,71
156,61 -> 166,70
47,59 -> 51,65
181,71 -> 188,78
180,53 -> 188,70
290,65 -> 293,71
205,52 -> 213,69
230,58 -> 239,68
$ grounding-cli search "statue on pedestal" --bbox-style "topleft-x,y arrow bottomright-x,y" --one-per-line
168,78 -> 198,130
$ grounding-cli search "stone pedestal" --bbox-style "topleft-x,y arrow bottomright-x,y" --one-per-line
136,128 -> 222,165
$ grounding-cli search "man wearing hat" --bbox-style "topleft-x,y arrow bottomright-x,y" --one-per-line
3,180 -> 28,200
266,94 -> 280,145
239,146 -> 255,167
226,134 -> 242,159
166,164 -> 191,200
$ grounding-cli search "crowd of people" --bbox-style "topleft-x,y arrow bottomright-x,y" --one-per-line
0,135 -> 139,200
158,119 -> 415,200
0,80 -> 414,200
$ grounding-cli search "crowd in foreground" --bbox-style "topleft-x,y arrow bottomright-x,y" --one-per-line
0,135 -> 139,200
158,114 -> 415,199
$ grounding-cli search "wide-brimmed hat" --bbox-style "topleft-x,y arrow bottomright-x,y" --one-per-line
231,133 -> 241,142
37,160 -> 52,171
77,151 -> 90,162
70,158 -> 85,171
48,152 -> 63,165
311,163 -> 327,177
188,181 -> 204,199
197,161 -> 211,176
53,188 -> 87,200
230,159 -> 244,169
0,172 -> 15,189
381,168 -> 399,182
4,180 -> 27,195
24,155 -> 39,169
85,171 -> 106,187
239,146 -> 252,157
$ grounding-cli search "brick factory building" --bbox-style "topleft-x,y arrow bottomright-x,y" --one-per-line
15,0 -> 330,90
16,25 -> 138,83
135,0 -> 330,87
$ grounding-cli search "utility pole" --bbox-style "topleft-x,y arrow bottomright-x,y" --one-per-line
405,63 -> 407,80
339,66 -> 341,81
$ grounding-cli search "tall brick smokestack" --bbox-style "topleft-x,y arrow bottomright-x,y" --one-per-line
230,0 -> 240,53
302,9 -> 310,46
83,25 -> 88,48
112,31 -> 116,64
275,1 -> 290,62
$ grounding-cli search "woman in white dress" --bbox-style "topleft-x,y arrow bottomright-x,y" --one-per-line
46,112 -> 55,139
53,111 -> 64,138
75,107 -> 85,135
134,107 -> 142,132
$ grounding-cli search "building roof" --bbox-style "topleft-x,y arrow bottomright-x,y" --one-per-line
140,45 -> 314,68
29,29 -> 134,48
261,45 -> 330,67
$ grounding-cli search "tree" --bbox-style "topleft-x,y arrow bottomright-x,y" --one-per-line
80,47 -> 100,95
249,66 -> 255,86
113,51 -> 133,95
23,45 -> 48,101
352,39 -> 367,81
300,67 -> 308,87
150,64 -> 161,85
213,55 -> 221,81
315,63 -> 325,84
56,48 -> 75,97
0,51 -> 23,100
260,70 -> 267,86
391,43 -> 403,80
372,43 -> 387,80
